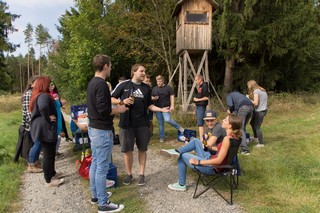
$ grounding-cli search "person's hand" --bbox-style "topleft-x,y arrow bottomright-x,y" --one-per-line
152,96 -> 159,101
227,110 -> 231,115
61,99 -> 67,106
161,107 -> 170,113
50,115 -> 56,122
116,104 -> 128,113
124,97 -> 134,106
169,106 -> 174,111
193,97 -> 198,102
189,158 -> 198,165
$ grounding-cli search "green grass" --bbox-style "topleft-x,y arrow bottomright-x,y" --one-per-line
0,110 -> 26,213
1,93 -> 320,212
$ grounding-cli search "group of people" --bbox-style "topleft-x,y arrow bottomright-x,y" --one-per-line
86,53 -> 268,212
21,76 -> 67,187
226,80 -> 268,155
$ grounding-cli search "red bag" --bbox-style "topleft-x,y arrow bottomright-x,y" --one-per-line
75,154 -> 92,179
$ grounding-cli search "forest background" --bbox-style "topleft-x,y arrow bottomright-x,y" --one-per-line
1,0 -> 320,103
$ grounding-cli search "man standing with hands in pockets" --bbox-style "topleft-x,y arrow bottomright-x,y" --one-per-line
87,54 -> 127,213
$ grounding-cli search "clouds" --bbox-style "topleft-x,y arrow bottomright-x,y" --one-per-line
7,0 -> 74,55
9,0 -> 74,9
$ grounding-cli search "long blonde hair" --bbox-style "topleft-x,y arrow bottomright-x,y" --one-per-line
247,80 -> 265,95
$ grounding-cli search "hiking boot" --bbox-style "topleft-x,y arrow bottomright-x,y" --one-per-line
138,175 -> 145,186
98,201 -> 125,213
168,182 -> 186,191
255,144 -> 265,148
123,175 -> 133,185
161,149 -> 180,157
27,163 -> 43,173
240,150 -> 251,155
91,192 -> 112,204
45,178 -> 64,187
159,138 -> 164,143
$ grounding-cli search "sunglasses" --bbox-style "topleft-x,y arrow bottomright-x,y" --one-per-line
50,82 -> 55,86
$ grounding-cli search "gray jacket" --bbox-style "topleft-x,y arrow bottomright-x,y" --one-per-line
30,93 -> 57,143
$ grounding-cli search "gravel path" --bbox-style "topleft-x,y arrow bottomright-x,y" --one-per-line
17,114 -> 242,213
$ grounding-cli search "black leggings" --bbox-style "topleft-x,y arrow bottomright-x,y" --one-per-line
42,141 -> 57,183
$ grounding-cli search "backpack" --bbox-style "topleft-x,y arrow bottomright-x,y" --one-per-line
75,154 -> 92,179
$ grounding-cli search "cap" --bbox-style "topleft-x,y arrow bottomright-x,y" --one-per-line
203,110 -> 217,120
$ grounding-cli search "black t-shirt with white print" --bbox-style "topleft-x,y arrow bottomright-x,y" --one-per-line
112,80 -> 152,128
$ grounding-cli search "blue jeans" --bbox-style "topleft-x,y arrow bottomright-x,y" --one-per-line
29,140 -> 42,163
250,110 -> 267,144
236,105 -> 253,151
176,138 -> 215,185
155,112 -> 181,139
88,127 -> 113,206
196,105 -> 206,126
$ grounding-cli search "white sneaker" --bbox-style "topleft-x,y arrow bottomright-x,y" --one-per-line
45,178 -> 64,187
161,149 -> 180,157
106,179 -> 115,188
255,144 -> 265,148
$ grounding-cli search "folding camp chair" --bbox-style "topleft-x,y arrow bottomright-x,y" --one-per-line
193,138 -> 241,205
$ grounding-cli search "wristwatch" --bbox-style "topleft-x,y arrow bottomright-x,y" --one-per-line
119,100 -> 124,105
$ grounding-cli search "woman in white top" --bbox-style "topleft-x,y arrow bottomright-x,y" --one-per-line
247,80 -> 268,147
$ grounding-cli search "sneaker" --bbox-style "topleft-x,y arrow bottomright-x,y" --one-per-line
98,201 -> 125,213
138,175 -> 145,186
161,149 -> 180,157
27,164 -> 43,173
159,138 -> 164,143
250,137 -> 258,142
45,178 -> 64,187
52,172 -> 64,180
178,127 -> 185,133
255,144 -> 265,148
91,192 -> 112,204
168,182 -> 186,191
123,175 -> 133,185
106,179 -> 115,188
66,138 -> 73,142
240,150 -> 251,155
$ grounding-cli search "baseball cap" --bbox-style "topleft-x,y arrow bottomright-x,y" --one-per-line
203,110 -> 217,120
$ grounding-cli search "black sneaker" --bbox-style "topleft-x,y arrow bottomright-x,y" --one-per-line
98,201 -> 125,213
122,175 -> 133,185
91,192 -> 112,204
138,175 -> 145,186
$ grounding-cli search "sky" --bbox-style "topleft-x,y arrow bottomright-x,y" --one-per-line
7,0 -> 75,56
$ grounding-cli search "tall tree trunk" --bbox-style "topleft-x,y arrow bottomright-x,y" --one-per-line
223,57 -> 235,98
19,61 -> 22,94
27,51 -> 30,80
38,45 -> 41,75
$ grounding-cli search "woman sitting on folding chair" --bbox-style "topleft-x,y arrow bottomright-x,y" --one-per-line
165,114 -> 242,191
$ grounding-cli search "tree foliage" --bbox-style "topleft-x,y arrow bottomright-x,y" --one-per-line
3,0 -> 320,99
0,1 -> 19,92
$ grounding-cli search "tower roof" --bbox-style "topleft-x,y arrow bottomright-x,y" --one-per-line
172,0 -> 219,17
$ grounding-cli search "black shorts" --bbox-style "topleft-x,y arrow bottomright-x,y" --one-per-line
119,126 -> 150,152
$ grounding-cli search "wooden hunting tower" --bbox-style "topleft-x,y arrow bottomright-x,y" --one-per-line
173,0 -> 216,54
171,0 -> 221,111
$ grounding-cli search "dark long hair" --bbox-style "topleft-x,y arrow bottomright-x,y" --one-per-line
29,76 -> 51,112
